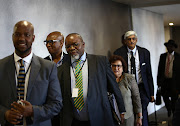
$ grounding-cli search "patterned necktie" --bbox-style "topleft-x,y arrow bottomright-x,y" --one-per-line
74,59 -> 84,111
130,51 -> 136,81
17,59 -> 25,100
16,59 -> 25,125
165,54 -> 171,77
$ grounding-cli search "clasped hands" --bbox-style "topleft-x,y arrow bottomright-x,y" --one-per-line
5,100 -> 33,125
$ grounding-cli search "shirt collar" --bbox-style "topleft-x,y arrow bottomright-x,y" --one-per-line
168,51 -> 174,56
71,52 -> 86,64
14,51 -> 33,64
127,46 -> 137,55
49,52 -> 64,61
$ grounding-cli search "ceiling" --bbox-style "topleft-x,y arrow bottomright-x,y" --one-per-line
113,0 -> 180,26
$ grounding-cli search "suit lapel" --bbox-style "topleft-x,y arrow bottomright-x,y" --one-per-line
137,46 -> 143,67
7,55 -> 17,100
87,54 -> 96,81
63,59 -> 72,98
26,55 -> 41,99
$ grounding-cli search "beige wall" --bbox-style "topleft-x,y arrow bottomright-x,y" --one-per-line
132,8 -> 166,114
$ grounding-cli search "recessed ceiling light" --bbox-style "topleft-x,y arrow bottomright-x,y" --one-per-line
169,23 -> 174,26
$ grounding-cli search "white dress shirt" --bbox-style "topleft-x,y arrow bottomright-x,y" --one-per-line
127,46 -> 142,84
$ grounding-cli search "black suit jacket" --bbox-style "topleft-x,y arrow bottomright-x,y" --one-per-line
114,45 -> 154,99
57,54 -> 125,126
157,52 -> 180,94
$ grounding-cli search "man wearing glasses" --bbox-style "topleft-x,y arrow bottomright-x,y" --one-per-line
114,30 -> 154,126
44,31 -> 68,67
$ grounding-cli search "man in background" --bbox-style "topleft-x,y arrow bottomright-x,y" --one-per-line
157,40 -> 180,117
57,33 -> 125,126
114,30 -> 154,126
44,31 -> 68,67
0,20 -> 62,126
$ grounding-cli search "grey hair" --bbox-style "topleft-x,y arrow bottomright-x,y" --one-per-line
124,31 -> 137,39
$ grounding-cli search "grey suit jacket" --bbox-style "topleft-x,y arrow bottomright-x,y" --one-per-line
118,73 -> 142,119
0,54 -> 63,126
57,54 -> 125,126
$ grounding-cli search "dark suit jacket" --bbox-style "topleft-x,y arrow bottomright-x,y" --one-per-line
44,52 -> 68,65
57,54 -> 125,126
114,45 -> 154,99
0,54 -> 63,126
157,52 -> 180,94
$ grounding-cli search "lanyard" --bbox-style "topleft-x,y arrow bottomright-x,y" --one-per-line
71,58 -> 87,78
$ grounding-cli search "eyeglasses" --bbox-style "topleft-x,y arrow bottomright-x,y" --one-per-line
111,64 -> 123,68
44,40 -> 61,45
126,37 -> 136,41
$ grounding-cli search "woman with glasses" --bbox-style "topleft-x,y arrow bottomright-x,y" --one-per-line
109,55 -> 142,126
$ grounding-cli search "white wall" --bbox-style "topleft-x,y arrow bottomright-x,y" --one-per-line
0,0 -> 131,59
132,8 -> 166,114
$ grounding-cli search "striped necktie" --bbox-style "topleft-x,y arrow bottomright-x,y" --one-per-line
74,59 -> 84,111
16,59 -> 25,125
17,59 -> 25,101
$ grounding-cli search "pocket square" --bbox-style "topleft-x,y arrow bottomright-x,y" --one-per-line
142,63 -> 146,66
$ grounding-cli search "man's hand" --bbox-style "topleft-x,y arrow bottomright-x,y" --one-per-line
136,118 -> 142,126
150,96 -> 155,102
5,109 -> 22,125
11,100 -> 33,117
120,113 -> 124,124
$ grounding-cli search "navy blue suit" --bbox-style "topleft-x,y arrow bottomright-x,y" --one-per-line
114,45 -> 154,126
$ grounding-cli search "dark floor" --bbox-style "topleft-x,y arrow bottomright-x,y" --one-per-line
148,106 -> 172,126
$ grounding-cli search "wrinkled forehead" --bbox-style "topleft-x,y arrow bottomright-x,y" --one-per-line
66,35 -> 83,44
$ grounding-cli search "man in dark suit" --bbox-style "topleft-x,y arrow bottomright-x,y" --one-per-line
157,40 -> 180,117
114,30 -> 154,126
44,31 -> 68,67
57,33 -> 125,126
0,21 -> 62,126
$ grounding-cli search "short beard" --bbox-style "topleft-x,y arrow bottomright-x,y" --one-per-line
15,46 -> 32,57
71,54 -> 80,60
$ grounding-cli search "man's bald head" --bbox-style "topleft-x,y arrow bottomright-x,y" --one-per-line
13,20 -> 34,34
46,31 -> 64,43
65,33 -> 83,43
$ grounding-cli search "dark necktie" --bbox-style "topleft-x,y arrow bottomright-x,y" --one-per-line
130,51 -> 136,80
17,59 -> 25,125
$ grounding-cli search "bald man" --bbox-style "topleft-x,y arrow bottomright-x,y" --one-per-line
0,21 -> 62,126
57,33 -> 125,126
44,31 -> 68,67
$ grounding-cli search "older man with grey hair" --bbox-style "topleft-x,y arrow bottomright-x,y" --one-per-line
114,30 -> 154,126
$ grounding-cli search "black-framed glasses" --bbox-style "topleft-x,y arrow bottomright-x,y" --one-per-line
111,64 -> 123,68
44,40 -> 61,45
